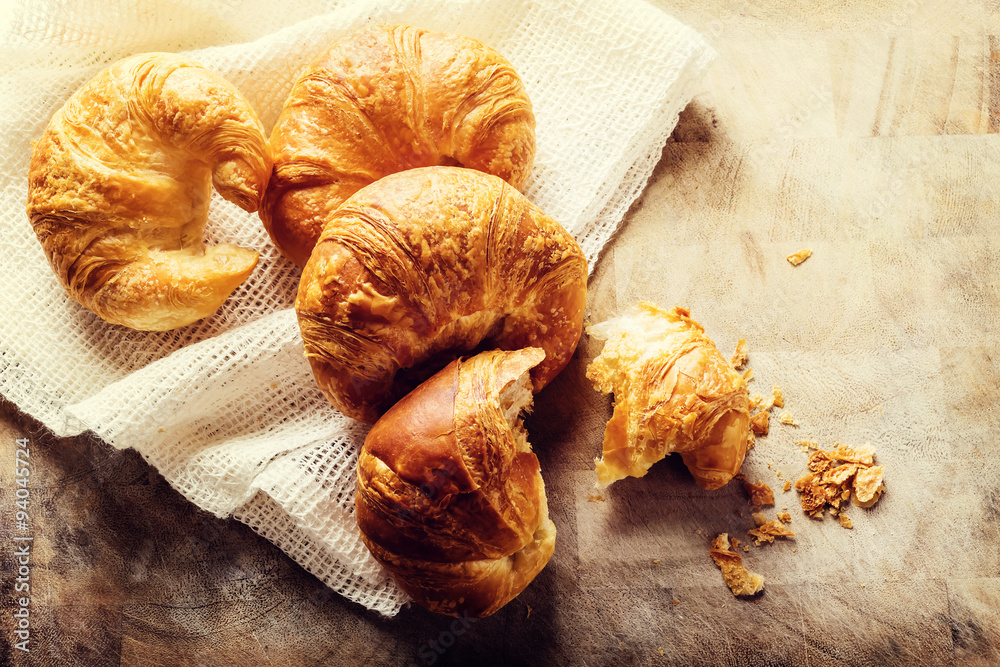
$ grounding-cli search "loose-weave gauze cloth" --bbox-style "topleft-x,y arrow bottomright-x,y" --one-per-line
0,0 -> 713,616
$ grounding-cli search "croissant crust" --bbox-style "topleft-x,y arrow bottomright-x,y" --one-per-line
26,52 -> 271,331
356,348 -> 556,617
262,24 -> 536,266
295,166 -> 587,423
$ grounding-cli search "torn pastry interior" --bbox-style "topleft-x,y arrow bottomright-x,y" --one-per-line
710,533 -> 764,596
586,303 -> 751,490
355,348 -> 556,618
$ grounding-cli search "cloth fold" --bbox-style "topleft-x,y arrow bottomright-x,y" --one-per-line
0,0 -> 713,615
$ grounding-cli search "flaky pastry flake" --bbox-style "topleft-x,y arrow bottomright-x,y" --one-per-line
748,519 -> 795,545
750,411 -> 770,436
710,533 -> 764,596
743,479 -> 775,507
771,386 -> 784,409
786,248 -> 813,266
795,443 -> 885,521
730,339 -> 749,369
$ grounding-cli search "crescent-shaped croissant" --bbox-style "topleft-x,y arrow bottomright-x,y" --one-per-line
262,24 -> 536,266
26,52 -> 272,331
296,166 -> 587,423
587,303 -> 751,490
356,348 -> 556,617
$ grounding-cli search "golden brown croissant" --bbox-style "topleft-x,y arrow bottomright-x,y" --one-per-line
587,303 -> 751,490
26,52 -> 271,331
262,24 -> 536,266
356,348 -> 556,617
296,166 -> 587,423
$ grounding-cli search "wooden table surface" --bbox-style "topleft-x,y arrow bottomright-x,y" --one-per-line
3,1 -> 1000,665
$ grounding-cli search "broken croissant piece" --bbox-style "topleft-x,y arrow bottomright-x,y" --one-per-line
356,348 -> 556,617
263,24 -> 536,266
710,533 -> 764,597
296,166 -> 587,423
586,303 -> 750,490
27,53 -> 271,331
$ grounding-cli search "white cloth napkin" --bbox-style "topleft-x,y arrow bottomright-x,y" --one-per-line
0,0 -> 713,615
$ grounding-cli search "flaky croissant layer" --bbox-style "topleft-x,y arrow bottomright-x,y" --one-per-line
356,348 -> 556,617
587,303 -> 751,490
296,166 -> 587,423
27,52 -> 272,331
262,24 -> 536,266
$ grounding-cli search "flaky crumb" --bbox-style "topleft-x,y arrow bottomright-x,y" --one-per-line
853,465 -> 885,506
672,599 -> 680,606
752,511 -> 768,526
750,411 -> 770,435
731,339 -> 748,369
748,519 -> 796,545
743,368 -> 754,382
771,386 -> 784,409
588,492 -> 606,502
743,479 -> 775,507
658,647 -> 664,656
777,512 -> 792,523
750,392 -> 765,410
710,533 -> 764,596
838,513 -> 853,529
795,443 -> 885,519
783,480 -> 792,492
778,412 -> 797,426
787,248 -> 813,266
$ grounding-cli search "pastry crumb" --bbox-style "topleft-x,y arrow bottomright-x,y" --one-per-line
731,339 -> 748,369
588,492 -> 606,502
795,443 -> 885,519
748,519 -> 796,545
710,533 -> 764,596
743,479 -> 775,507
782,480 -> 792,492
751,511 -> 768,527
771,386 -> 784,409
743,368 -> 754,382
777,512 -> 792,523
838,513 -> 853,529
778,412 -> 797,426
787,248 -> 813,266
750,411 -> 770,435
672,599 -> 680,606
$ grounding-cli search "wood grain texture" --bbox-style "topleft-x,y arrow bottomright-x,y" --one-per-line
4,1 -> 1000,665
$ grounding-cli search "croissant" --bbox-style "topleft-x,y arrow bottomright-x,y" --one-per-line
356,348 -> 556,617
26,52 -> 271,331
296,166 -> 587,423
262,24 -> 536,266
586,303 -> 751,490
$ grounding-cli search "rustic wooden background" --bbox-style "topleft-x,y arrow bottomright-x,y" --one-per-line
3,0 -> 1000,665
